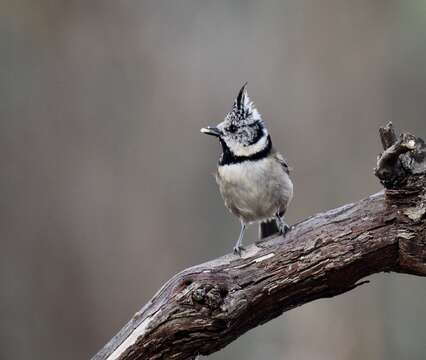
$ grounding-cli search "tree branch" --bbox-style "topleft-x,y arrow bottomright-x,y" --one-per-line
92,123 -> 426,360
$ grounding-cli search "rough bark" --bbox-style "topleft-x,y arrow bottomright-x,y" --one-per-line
93,123 -> 426,360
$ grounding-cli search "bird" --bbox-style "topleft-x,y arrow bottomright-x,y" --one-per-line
200,83 -> 293,256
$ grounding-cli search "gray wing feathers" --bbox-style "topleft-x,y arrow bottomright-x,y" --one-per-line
272,150 -> 291,174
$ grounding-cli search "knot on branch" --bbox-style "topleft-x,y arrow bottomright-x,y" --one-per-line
190,283 -> 227,310
375,122 -> 426,188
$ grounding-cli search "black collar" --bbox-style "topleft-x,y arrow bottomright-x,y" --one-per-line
219,135 -> 272,166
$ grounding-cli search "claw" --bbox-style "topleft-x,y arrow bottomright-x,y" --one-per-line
233,245 -> 245,256
281,223 -> 291,237
233,222 -> 246,256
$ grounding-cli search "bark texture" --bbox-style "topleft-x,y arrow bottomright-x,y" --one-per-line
93,123 -> 426,360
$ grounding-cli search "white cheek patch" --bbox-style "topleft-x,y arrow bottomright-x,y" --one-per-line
227,132 -> 269,157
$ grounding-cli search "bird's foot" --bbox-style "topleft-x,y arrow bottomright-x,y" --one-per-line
280,222 -> 291,237
233,244 -> 245,256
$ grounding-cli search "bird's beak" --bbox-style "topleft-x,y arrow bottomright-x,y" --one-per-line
200,126 -> 222,137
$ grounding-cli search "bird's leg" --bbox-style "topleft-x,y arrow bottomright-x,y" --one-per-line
275,213 -> 290,236
233,221 -> 246,256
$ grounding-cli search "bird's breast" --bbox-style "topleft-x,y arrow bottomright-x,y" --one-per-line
216,156 -> 293,222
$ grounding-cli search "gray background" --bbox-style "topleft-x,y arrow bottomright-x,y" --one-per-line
1,1 -> 426,359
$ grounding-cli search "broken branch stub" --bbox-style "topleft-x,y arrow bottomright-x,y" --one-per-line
375,122 -> 426,188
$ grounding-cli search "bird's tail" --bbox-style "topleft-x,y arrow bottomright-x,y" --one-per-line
258,218 -> 280,243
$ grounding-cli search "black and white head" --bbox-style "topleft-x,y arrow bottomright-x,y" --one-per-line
201,83 -> 271,164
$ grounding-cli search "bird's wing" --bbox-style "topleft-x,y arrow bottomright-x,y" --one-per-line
273,151 -> 291,174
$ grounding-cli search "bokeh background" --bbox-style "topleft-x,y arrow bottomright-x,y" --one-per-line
2,1 -> 426,359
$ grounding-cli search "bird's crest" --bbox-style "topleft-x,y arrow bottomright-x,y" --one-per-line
228,83 -> 262,125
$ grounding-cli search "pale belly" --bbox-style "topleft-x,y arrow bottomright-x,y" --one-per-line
216,157 -> 293,223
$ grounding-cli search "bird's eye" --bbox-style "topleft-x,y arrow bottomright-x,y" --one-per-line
228,124 -> 237,133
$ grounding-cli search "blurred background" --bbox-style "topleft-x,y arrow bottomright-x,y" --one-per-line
1,1 -> 426,359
